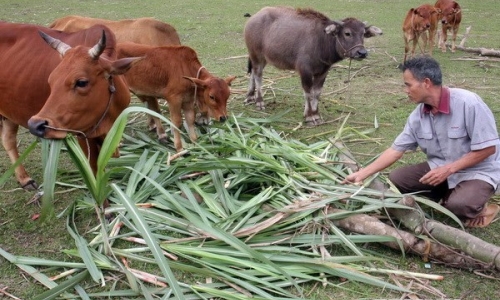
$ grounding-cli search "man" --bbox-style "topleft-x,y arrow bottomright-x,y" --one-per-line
343,56 -> 500,228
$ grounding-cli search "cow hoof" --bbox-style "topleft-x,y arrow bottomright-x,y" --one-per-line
158,136 -> 170,146
21,179 -> 38,191
255,103 -> 265,110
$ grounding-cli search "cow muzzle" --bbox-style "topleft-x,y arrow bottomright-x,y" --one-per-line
28,119 -> 49,138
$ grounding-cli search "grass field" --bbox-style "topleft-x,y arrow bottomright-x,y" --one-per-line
1,0 -> 500,299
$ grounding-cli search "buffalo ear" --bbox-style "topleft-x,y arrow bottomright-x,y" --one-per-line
365,25 -> 383,38
324,20 -> 343,35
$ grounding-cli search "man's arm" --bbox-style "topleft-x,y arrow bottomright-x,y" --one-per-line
419,146 -> 496,186
342,147 -> 405,184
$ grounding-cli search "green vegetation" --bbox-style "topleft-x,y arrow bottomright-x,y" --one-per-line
1,0 -> 500,299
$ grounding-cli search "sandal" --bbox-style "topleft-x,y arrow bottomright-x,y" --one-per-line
464,203 -> 500,228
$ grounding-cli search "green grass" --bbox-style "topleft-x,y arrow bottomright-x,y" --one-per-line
1,0 -> 500,298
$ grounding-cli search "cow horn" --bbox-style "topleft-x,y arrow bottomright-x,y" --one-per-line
88,30 -> 107,59
38,31 -> 71,56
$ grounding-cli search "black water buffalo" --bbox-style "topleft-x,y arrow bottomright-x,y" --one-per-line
244,6 -> 382,125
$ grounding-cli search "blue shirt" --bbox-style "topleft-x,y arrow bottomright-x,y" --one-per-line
392,87 -> 500,189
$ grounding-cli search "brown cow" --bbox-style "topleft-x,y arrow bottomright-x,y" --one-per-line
116,42 -> 235,152
402,4 -> 439,62
244,7 -> 382,125
49,15 -> 181,46
0,22 -> 138,190
435,0 -> 462,52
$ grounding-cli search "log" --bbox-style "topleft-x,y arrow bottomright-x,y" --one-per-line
388,196 -> 500,270
328,208 -> 488,270
456,26 -> 500,57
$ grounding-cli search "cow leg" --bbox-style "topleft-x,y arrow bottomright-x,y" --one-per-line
440,27 -> 448,52
245,59 -> 266,110
1,118 -> 37,190
167,98 -> 184,152
140,95 -> 168,144
450,26 -> 458,52
182,100 -> 197,143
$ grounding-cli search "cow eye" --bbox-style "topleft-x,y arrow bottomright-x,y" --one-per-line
209,95 -> 215,100
75,79 -> 89,88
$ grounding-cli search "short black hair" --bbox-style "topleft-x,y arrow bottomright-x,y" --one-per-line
400,56 -> 442,85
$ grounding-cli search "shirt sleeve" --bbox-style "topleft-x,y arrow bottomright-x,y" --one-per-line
392,110 -> 420,152
466,96 -> 500,151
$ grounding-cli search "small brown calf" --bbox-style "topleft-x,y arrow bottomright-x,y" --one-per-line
402,4 -> 439,62
435,0 -> 462,52
116,42 -> 235,152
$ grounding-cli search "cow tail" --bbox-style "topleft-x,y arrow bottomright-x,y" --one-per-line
247,58 -> 252,74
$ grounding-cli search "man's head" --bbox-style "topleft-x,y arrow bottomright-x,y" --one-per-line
400,56 -> 442,85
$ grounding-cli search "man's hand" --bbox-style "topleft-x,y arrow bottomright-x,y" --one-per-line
419,165 -> 452,186
342,171 -> 365,185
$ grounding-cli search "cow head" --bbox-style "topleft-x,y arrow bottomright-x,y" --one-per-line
437,2 -> 461,25
183,75 -> 235,123
28,31 -> 140,140
411,5 -> 438,30
324,18 -> 382,60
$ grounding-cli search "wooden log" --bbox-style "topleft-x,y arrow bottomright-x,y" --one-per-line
328,207 -> 488,270
456,26 -> 500,57
387,196 -> 500,270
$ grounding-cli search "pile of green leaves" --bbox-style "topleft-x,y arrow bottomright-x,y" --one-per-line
1,108 -> 418,299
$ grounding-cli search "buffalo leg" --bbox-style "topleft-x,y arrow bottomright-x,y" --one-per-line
299,68 -> 326,125
1,118 -> 37,190
245,59 -> 266,110
139,95 -> 168,144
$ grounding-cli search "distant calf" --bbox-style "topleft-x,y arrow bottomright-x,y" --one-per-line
402,4 -> 438,62
435,0 -> 462,52
244,6 -> 382,125
116,43 -> 235,152
49,15 -> 181,46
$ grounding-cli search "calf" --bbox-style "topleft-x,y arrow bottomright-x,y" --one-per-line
116,42 -> 235,152
244,7 -> 382,125
402,4 -> 439,62
435,0 -> 462,52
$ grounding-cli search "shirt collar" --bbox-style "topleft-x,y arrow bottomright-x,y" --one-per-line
423,87 -> 450,114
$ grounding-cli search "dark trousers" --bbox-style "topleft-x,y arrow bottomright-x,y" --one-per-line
388,162 -> 494,219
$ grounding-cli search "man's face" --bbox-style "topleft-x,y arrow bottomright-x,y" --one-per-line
403,70 -> 426,104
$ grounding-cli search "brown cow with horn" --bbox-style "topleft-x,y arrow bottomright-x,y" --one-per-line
0,22 -> 139,190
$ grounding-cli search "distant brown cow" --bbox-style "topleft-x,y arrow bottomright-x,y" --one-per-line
402,4 -> 439,62
49,15 -> 181,46
244,6 -> 382,125
116,42 -> 235,152
435,0 -> 462,52
0,22 -> 138,190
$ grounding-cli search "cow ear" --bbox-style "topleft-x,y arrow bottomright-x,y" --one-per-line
324,20 -> 343,35
109,56 -> 143,75
184,76 -> 207,88
225,76 -> 236,86
365,25 -> 383,38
